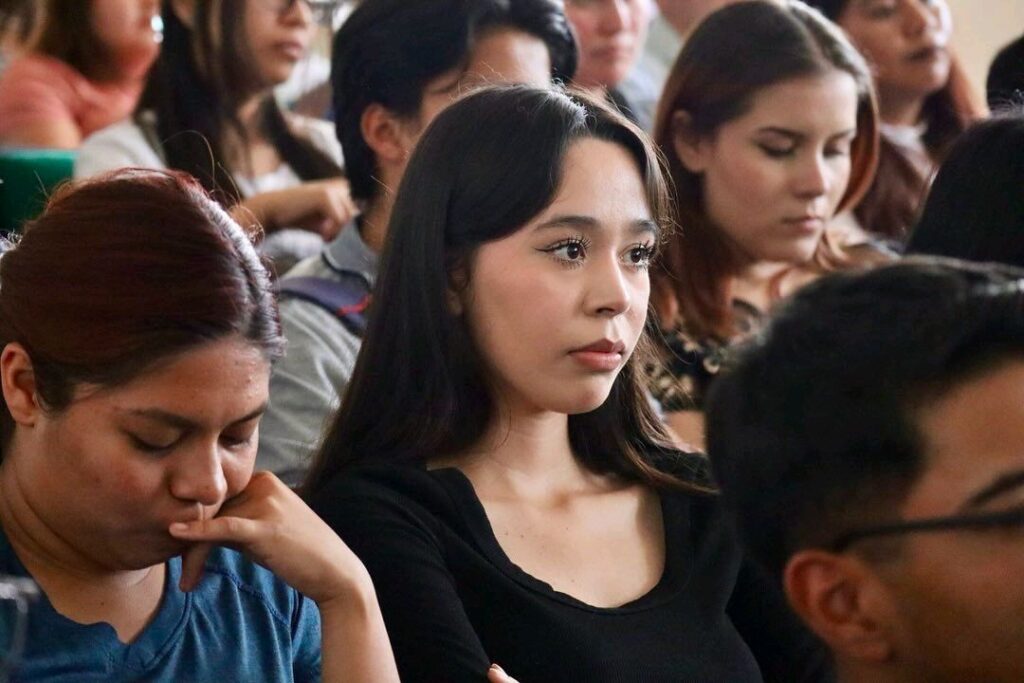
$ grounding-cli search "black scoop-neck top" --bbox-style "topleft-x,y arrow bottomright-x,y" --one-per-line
309,462 -> 830,682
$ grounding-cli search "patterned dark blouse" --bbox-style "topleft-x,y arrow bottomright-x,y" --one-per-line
647,300 -> 765,413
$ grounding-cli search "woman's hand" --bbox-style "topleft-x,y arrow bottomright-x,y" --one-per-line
231,178 -> 358,241
168,470 -> 369,603
169,472 -> 400,682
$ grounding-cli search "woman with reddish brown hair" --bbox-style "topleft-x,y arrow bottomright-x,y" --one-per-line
0,169 -> 400,681
803,0 -> 986,241
0,0 -> 161,148
648,0 -> 886,449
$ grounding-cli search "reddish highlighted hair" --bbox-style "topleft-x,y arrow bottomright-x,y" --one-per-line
652,1 -> 880,339
0,169 -> 283,450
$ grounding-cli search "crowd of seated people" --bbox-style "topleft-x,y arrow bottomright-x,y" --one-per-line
0,0 -> 1022,681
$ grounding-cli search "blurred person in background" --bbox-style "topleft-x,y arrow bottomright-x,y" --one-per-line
75,0 -> 352,273
987,31 -> 1024,112
564,0 -> 656,128
257,0 -> 577,481
648,0 -> 885,450
907,107 -> 1024,269
804,0 -> 985,243
0,0 -> 161,148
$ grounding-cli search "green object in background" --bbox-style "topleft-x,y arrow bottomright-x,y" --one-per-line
0,149 -> 76,235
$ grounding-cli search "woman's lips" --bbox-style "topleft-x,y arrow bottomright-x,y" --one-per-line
275,41 -> 307,61
906,45 -> 946,63
784,215 -> 824,231
569,339 -> 626,371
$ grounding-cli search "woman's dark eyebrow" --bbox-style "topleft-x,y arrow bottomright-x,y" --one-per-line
125,404 -> 268,430
535,215 -> 660,238
962,469 -> 1024,510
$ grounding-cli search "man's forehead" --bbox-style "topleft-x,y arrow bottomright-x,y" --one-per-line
904,359 -> 1024,516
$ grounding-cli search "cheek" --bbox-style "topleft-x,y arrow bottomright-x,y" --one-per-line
706,154 -> 780,226
97,458 -> 164,505
827,159 -> 853,208
223,455 -> 256,497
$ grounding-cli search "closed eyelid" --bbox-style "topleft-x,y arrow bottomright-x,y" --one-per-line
962,470 -> 1024,511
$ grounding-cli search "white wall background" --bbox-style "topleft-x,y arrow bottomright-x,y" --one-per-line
947,0 -> 1024,99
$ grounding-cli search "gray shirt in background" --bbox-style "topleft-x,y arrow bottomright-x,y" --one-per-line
258,222 -> 378,482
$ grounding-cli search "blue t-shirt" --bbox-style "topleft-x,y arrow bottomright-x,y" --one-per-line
0,531 -> 321,682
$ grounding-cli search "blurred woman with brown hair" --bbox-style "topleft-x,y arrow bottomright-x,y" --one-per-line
804,0 -> 986,241
649,0 -> 885,449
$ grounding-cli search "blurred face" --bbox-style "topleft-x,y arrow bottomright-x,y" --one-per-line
391,28 -> 553,186
243,0 -> 316,89
676,71 -> 859,265
565,0 -> 651,90
461,138 -> 655,416
838,0 -> 952,105
415,27 -> 553,129
90,0 -> 162,72
868,359 -> 1024,681
15,337 -> 269,571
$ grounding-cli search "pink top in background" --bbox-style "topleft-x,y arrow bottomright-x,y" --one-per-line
0,54 -> 143,148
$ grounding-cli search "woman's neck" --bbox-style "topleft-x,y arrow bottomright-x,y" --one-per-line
731,260 -> 794,312
85,44 -> 158,86
237,93 -> 267,132
879,88 -> 928,128
358,197 -> 390,253
227,91 -> 278,173
0,459 -> 151,591
443,403 -> 598,502
0,455 -> 164,643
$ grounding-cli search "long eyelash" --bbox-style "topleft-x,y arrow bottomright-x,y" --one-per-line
627,242 -> 657,270
540,235 -> 592,269
542,235 -> 592,253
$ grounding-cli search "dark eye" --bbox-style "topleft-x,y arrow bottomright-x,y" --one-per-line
623,244 -> 655,269
759,144 -> 795,159
542,236 -> 591,266
562,242 -> 584,260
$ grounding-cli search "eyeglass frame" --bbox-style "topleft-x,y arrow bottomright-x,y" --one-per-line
827,504 -> 1024,553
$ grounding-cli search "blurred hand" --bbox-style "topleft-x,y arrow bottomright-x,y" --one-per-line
233,178 -> 358,241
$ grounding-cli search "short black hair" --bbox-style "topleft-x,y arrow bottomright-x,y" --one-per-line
907,107 -> 1024,268
987,32 -> 1024,111
706,260 -> 1024,576
331,0 -> 577,203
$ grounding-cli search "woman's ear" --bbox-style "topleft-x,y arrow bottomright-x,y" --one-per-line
1,343 -> 41,427
169,0 -> 197,29
446,263 -> 469,316
671,110 -> 711,174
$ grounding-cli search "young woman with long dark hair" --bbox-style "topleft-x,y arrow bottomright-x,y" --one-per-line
304,85 -> 827,682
